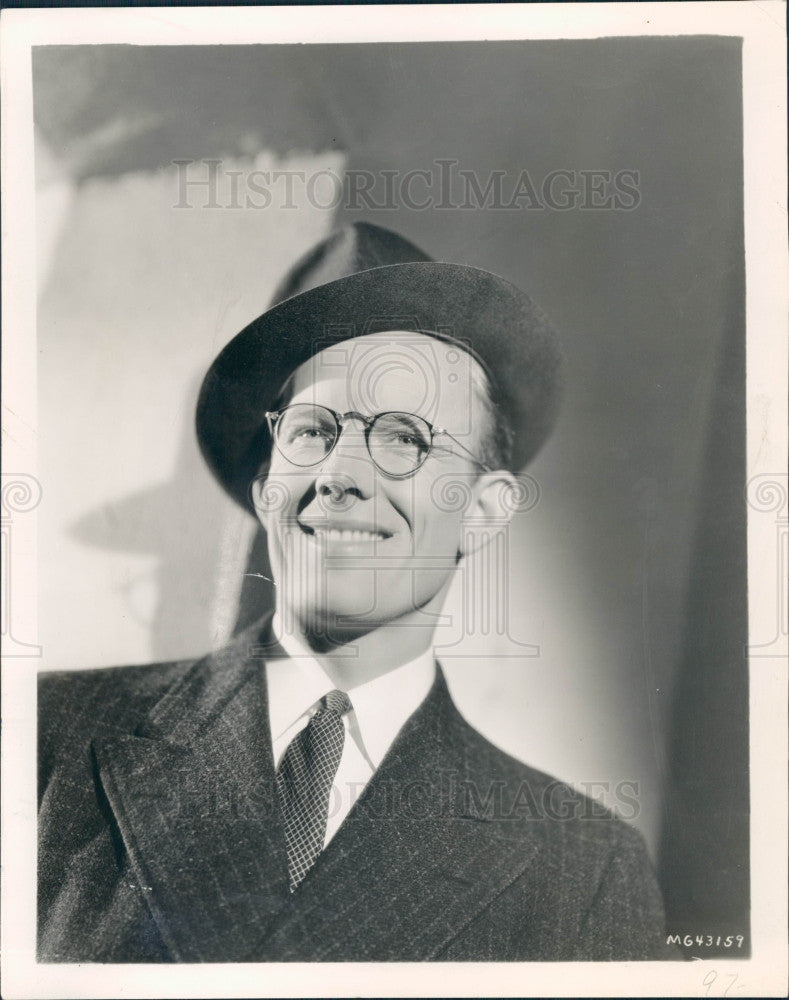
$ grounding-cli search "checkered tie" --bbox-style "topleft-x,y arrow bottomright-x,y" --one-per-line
276,689 -> 353,891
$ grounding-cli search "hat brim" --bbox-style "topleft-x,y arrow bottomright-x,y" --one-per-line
196,261 -> 563,511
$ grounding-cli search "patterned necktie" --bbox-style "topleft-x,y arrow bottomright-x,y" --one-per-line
276,689 -> 353,891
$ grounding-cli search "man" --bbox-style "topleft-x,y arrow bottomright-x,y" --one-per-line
38,223 -> 671,962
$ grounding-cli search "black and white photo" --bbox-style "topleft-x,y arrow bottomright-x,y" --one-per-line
1,4 -> 786,997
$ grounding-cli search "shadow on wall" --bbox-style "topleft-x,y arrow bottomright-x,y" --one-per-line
658,276 -> 750,956
67,374 -> 263,661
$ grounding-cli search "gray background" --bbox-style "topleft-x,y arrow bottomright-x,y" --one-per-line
33,38 -> 748,952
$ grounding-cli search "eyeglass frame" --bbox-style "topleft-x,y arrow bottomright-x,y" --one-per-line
265,404 -> 492,479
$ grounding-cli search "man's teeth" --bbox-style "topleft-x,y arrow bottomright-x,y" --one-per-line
312,528 -> 388,541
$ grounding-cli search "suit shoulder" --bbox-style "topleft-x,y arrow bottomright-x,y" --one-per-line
450,705 -> 577,799
450,703 -> 644,852
38,658 -> 196,778
39,657 -> 195,718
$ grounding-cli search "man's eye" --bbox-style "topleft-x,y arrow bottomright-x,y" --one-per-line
395,432 -> 424,447
379,429 -> 428,452
283,424 -> 334,447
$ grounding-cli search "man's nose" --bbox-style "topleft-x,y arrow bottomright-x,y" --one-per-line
314,419 -> 375,500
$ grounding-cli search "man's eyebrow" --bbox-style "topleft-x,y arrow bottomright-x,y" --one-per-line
391,412 -> 428,431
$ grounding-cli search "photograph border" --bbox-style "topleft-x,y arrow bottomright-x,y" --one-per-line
2,3 -> 786,997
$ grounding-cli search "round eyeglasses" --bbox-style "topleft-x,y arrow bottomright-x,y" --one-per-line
265,404 -> 490,478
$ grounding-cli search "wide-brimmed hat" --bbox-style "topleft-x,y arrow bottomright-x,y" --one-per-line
196,222 -> 563,511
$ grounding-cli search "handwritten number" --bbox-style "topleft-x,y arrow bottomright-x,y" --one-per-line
704,970 -> 741,996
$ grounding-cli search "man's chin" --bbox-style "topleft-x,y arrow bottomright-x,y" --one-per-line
281,599 -> 417,647
277,610 -> 366,653
294,603 -> 396,631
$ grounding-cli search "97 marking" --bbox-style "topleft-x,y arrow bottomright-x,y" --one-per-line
703,970 -> 741,996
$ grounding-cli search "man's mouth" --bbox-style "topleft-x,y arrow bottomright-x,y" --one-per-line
297,521 -> 393,543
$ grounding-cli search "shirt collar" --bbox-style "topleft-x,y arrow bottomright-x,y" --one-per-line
266,613 -> 436,767
265,616 -> 334,744
346,650 -> 436,767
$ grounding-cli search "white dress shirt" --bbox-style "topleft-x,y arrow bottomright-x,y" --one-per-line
266,615 -> 436,847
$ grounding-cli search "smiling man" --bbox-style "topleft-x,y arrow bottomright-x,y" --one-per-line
257,329 -> 514,659
38,223 -> 672,962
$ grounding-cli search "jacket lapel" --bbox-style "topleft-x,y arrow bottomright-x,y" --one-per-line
255,669 -> 542,961
92,619 -> 292,962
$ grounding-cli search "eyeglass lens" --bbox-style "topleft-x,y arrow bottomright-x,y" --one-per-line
274,404 -> 432,475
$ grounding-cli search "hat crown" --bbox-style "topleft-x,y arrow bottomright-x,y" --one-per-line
270,221 -> 432,306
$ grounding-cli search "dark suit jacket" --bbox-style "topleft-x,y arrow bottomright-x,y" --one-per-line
38,619 -> 672,962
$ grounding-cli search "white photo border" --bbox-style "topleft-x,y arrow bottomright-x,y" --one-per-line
2,3 -> 786,997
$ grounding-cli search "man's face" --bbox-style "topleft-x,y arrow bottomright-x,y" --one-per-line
253,330 -> 489,638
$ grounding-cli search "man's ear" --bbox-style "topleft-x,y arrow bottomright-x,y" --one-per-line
458,471 -> 519,559
249,474 -> 270,530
